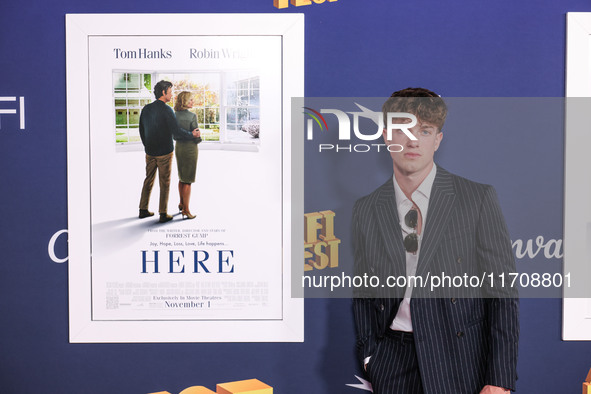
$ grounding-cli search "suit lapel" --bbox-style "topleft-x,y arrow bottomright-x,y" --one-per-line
416,166 -> 457,278
374,179 -> 407,280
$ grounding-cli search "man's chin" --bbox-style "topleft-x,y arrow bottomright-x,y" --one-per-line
395,163 -> 430,177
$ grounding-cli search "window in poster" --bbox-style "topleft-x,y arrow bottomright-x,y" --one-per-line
66,13 -> 304,342
114,70 -> 261,151
564,12 -> 591,340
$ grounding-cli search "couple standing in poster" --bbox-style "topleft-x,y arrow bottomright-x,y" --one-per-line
138,80 -> 202,223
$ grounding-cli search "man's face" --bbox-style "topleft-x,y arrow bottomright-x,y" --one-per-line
162,87 -> 173,102
383,117 -> 443,177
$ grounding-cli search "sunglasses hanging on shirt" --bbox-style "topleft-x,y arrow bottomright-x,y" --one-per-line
404,208 -> 419,254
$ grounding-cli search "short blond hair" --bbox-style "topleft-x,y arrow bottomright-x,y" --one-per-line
174,91 -> 193,111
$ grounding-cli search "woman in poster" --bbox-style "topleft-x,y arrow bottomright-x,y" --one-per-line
174,91 -> 202,219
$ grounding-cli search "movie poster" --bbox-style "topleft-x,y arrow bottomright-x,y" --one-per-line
66,14 -> 304,342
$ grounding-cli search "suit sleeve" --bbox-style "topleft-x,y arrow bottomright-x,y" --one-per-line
352,200 -> 380,367
477,186 -> 519,391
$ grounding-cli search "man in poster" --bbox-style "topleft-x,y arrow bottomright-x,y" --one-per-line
138,80 -> 200,223
352,88 -> 519,393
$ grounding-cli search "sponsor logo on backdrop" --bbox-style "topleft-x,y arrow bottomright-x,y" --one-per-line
304,103 -> 415,153
304,210 -> 341,271
48,229 -> 68,263
0,96 -> 25,130
274,0 -> 338,9
148,378 -> 272,394
512,236 -> 562,259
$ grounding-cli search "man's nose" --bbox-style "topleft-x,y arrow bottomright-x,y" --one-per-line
406,130 -> 420,145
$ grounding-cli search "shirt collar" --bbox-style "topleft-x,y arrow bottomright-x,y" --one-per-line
393,163 -> 437,206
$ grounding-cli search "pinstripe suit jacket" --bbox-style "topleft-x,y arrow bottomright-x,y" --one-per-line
352,166 -> 519,393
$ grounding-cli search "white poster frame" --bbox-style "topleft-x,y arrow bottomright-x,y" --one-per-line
65,13 -> 304,343
563,12 -> 591,340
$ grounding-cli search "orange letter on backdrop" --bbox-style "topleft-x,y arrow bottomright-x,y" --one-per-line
274,0 -> 336,8
304,210 -> 341,271
273,0 -> 289,8
148,378 -> 272,394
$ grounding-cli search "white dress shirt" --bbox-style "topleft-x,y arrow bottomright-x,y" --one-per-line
390,164 -> 437,332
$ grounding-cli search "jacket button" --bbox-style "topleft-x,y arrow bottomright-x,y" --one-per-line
380,304 -> 385,311
456,257 -> 462,263
457,331 -> 464,338
451,298 -> 457,304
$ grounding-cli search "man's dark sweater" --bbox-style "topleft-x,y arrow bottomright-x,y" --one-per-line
139,100 -> 194,156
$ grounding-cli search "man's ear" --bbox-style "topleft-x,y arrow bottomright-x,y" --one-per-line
434,132 -> 443,151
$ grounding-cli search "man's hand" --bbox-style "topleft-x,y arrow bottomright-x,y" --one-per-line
480,385 -> 510,393
192,128 -> 200,138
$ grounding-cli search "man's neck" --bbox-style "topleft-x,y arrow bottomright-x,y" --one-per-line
393,162 -> 435,199
158,97 -> 167,103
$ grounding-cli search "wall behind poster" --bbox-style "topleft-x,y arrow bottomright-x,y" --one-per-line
1,0 -> 591,393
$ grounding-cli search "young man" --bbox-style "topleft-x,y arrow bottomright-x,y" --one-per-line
138,80 -> 199,223
352,88 -> 519,393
